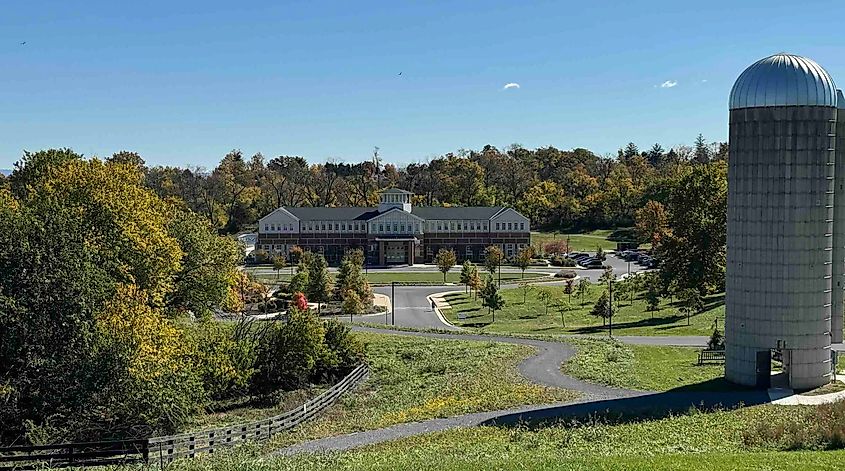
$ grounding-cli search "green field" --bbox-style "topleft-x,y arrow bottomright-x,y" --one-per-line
252,270 -> 538,285
149,404 -> 845,470
264,332 -> 576,448
442,283 -> 725,337
561,338 -> 730,392
531,229 -> 617,252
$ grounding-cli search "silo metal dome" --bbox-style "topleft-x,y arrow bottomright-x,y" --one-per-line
729,53 -> 837,109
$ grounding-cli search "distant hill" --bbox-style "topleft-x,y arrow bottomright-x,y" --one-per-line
0,169 -> 11,176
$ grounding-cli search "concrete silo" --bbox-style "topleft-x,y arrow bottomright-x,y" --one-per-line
726,53 -> 842,390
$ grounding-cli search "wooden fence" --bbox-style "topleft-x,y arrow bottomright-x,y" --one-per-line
0,363 -> 369,469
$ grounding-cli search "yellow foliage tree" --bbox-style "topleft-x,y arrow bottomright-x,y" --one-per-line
24,159 -> 183,305
95,284 -> 204,432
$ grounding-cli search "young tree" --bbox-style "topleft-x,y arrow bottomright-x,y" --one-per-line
341,290 -> 363,318
289,265 -> 310,295
468,266 -> 482,301
645,273 -> 662,317
599,267 -> 615,284
576,278 -> 590,305
555,300 -> 571,327
484,245 -> 504,285
564,278 -> 575,304
537,288 -> 553,316
678,288 -> 704,326
336,249 -> 373,306
518,282 -> 535,304
480,276 -> 505,322
515,246 -> 534,278
435,248 -> 457,283
273,254 -> 287,280
614,278 -> 631,306
591,291 -> 610,325
460,260 -> 474,293
306,253 -> 333,314
595,246 -> 606,261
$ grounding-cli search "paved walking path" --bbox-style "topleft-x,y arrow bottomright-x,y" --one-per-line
275,325 -> 770,456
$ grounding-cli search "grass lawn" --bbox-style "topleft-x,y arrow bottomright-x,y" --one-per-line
560,338 -> 731,392
264,332 -> 576,448
153,404 -> 845,470
531,228 -> 617,252
442,283 -> 725,337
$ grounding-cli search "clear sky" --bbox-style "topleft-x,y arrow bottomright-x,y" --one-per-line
2,0 -> 844,169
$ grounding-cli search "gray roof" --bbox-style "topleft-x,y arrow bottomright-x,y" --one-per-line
281,205 -> 509,221
730,53 -> 837,110
411,206 -> 506,220
284,207 -> 380,221
380,188 -> 413,194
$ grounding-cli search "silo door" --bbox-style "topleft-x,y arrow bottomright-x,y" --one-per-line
756,351 -> 771,389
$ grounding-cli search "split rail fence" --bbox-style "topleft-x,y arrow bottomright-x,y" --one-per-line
0,363 -> 369,469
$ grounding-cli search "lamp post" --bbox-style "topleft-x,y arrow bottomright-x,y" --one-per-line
608,277 -> 614,338
391,281 -> 396,325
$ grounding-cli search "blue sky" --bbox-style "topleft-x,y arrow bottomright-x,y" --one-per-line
2,0 -> 844,169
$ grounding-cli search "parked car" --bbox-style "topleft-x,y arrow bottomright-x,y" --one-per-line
584,260 -> 605,269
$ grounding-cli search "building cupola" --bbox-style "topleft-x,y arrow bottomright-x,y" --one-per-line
378,188 -> 413,213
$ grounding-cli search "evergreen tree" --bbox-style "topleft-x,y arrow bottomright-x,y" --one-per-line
694,133 -> 711,164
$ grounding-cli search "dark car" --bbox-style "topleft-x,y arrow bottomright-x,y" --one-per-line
584,260 -> 605,269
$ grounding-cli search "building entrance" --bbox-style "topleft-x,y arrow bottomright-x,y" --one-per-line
384,242 -> 407,264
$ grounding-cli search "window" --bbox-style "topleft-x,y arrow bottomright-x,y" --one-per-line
400,224 -> 405,233
508,222 -> 512,230
457,223 -> 462,231
393,223 -> 398,232
437,222 -> 442,231
264,224 -> 268,231
496,223 -> 500,230
379,224 -> 384,232
334,223 -> 339,231
321,223 -> 325,231
483,223 -> 488,230
415,223 -> 420,232
520,222 -> 525,230
466,246 -> 472,255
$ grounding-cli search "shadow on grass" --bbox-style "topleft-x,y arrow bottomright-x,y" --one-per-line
570,315 -> 685,334
482,379 -> 768,430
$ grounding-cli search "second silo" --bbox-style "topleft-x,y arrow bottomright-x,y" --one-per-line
726,53 -> 838,390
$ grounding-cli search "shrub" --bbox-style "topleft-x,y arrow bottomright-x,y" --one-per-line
250,308 -> 327,397
707,329 -> 725,350
555,270 -> 577,279
184,319 -> 255,401
551,256 -> 577,267
316,320 -> 366,381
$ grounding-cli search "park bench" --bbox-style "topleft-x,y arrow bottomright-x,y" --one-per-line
698,349 -> 725,365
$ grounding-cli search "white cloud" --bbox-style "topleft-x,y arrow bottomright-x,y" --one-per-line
701,79 -> 708,83
660,80 -> 678,88
502,82 -> 520,90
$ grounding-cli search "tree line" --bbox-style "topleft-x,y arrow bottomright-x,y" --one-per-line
59,135 -> 729,234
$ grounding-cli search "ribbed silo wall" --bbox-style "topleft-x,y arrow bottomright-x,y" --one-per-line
833,96 -> 845,344
726,105 -> 834,389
